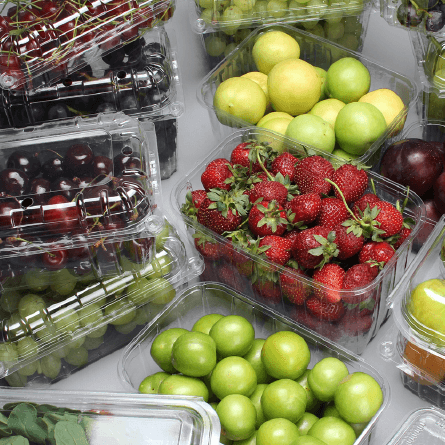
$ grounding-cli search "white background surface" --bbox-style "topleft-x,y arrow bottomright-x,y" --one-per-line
52,2 -> 433,444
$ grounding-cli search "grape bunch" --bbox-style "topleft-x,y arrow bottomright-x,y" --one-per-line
397,0 -> 445,32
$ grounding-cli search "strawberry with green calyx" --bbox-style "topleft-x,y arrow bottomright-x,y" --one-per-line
193,231 -> 223,260
315,197 -> 349,229
293,155 -> 335,195
358,240 -> 395,269
334,222 -> 364,260
249,179 -> 288,207
291,226 -> 339,269
197,188 -> 249,235
248,200 -> 288,237
331,163 -> 369,204
230,140 -> 277,174
271,151 -> 300,183
341,262 -> 379,305
306,295 -> 346,322
252,267 -> 281,303
352,193 -> 381,218
312,263 -> 346,304
259,235 -> 293,266
201,158 -> 234,191
230,234 -> 265,278
181,189 -> 207,220
286,193 -> 321,226
280,259 -> 311,305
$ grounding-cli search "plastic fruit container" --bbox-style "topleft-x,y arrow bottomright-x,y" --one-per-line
118,280 -> 389,445
170,127 -> 426,355
379,216 -> 445,408
0,27 -> 184,180
379,0 -> 445,36
0,388 -> 221,445
385,407 -> 445,445
200,7 -> 371,70
0,113 -> 204,386
0,0 -> 175,92
197,24 -> 417,169
189,0 -> 371,35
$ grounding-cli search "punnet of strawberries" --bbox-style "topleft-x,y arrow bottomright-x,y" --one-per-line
179,137 -> 424,351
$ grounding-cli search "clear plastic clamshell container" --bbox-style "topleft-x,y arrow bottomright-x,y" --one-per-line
0,112 -> 204,386
0,388 -> 221,445
170,127 -> 426,355
189,0 -> 371,35
0,26 -> 184,180
197,23 -> 417,169
385,407 -> 445,445
200,6 -> 371,70
380,216 -> 445,408
118,281 -> 389,445
0,0 -> 176,92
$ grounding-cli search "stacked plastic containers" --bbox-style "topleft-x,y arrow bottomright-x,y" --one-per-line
118,281 -> 389,445
197,23 -> 417,169
0,112 -> 203,387
380,214 -> 445,408
0,1 -> 183,179
171,127 -> 426,355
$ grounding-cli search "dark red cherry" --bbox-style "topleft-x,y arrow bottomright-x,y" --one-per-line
73,176 -> 95,189
124,236 -> 153,263
42,247 -> 68,270
114,151 -> 142,177
44,194 -> 80,234
68,230 -> 90,261
42,156 -> 64,181
0,168 -> 29,196
7,150 -> 41,179
51,177 -> 77,201
64,143 -> 94,177
28,178 -> 51,203
0,199 -> 22,228
92,155 -> 113,179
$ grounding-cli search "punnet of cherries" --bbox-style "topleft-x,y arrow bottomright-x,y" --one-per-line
397,0 -> 445,32
181,140 -> 418,343
0,138 -> 154,279
0,0 -> 175,90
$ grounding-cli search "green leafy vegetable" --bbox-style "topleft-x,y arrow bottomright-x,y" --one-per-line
54,421 -> 89,445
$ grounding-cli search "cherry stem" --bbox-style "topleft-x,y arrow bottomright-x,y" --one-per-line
6,237 -> 55,257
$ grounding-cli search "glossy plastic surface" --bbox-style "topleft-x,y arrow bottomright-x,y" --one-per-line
170,127 -> 426,354
118,280 -> 389,445
0,388 -> 221,445
197,23 -> 417,168
0,0 -> 175,91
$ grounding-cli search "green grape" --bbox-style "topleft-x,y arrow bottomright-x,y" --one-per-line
52,345 -> 70,359
104,298 -> 136,326
324,20 -> 345,39
77,284 -> 107,308
266,0 -> 287,17
215,0 -> 231,10
306,0 -> 329,18
147,278 -> 176,306
253,0 -> 269,17
18,361 -> 38,377
114,319 -> 138,335
221,5 -> 243,35
64,347 -> 88,367
5,313 -> 28,341
41,354 -> 62,379
224,42 -> 238,57
18,294 -> 46,320
307,22 -> 326,37
156,222 -> 171,252
24,268 -> 50,292
234,27 -> 253,43
0,289 -> 21,313
86,323 -> 108,339
78,303 -> 103,328
66,336 -> 86,350
17,337 -> 38,358
234,0 -> 256,11
77,271 -> 96,285
0,342 -> 18,363
133,304 -> 153,325
288,0 -> 308,17
120,256 -> 146,274
83,335 -> 104,350
5,371 -> 27,387
50,269 -> 77,296
199,0 -> 214,8
336,33 -> 360,50
205,35 -> 227,57
52,308 -> 80,335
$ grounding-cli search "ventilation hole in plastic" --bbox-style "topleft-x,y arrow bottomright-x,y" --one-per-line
63,78 -> 73,87
21,197 -> 33,208
122,145 -> 133,155
117,70 -> 127,79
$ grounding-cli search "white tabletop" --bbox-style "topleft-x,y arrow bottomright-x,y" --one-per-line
52,2 -> 432,444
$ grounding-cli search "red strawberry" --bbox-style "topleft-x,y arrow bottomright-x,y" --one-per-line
339,312 -> 373,336
392,226 -> 412,250
280,265 -> 311,305
333,222 -> 364,260
201,159 -> 233,191
294,155 -> 335,195
249,180 -> 288,207
248,200 -> 288,237
230,142 -> 252,167
259,235 -> 293,266
342,263 -> 379,304
287,193 -> 321,225
283,228 -> 301,246
332,164 -> 368,204
352,193 -> 381,218
219,264 -> 246,292
271,152 -> 299,182
191,189 -> 207,208
197,189 -> 248,235
306,296 -> 346,322
252,276 -> 281,303
372,200 -> 404,238
358,241 -> 395,267
230,140 -> 271,173
316,197 -> 349,229
193,232 -> 223,260
312,263 -> 345,303
181,189 -> 207,219
292,226 -> 338,269
201,258 -> 218,281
